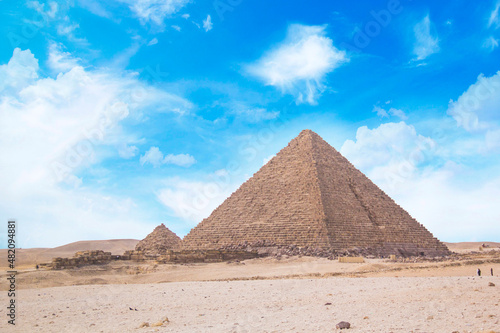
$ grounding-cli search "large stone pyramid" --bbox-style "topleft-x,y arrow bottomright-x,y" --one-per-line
182,130 -> 449,256
135,223 -> 181,255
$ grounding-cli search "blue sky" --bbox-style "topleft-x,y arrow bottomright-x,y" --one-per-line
1,0 -> 500,248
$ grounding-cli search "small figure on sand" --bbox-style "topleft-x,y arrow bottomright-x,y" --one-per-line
492,268 -> 494,276
477,268 -> 481,276
36,264 -> 39,270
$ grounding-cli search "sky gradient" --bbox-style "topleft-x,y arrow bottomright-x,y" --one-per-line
1,0 -> 500,248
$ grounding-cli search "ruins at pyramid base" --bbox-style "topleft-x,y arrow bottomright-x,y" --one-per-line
181,129 -> 450,257
135,223 -> 181,256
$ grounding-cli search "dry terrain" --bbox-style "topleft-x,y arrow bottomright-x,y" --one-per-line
0,239 -> 139,269
0,241 -> 499,332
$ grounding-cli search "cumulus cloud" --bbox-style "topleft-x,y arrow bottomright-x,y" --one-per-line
0,48 -> 192,247
413,14 -> 440,61
341,122 -> 434,179
116,0 -> 190,28
246,24 -> 348,105
447,71 -> 500,132
203,14 -> 213,32
388,163 -> 500,242
340,122 -> 500,241
156,169 -> 238,224
140,147 -> 196,167
0,48 -> 39,94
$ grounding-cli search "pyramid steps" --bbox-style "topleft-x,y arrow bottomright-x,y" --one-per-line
181,130 -> 449,257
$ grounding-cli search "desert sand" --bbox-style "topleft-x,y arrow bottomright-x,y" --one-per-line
1,276 -> 499,332
1,241 -> 499,332
0,239 -> 139,269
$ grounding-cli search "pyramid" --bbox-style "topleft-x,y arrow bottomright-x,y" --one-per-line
182,130 -> 450,257
135,223 -> 181,255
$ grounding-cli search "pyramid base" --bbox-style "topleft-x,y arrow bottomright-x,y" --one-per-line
200,241 -> 451,258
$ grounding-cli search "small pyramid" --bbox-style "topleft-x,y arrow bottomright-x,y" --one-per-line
182,129 -> 449,256
135,223 -> 181,255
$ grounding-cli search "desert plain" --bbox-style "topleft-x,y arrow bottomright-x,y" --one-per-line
1,240 -> 499,333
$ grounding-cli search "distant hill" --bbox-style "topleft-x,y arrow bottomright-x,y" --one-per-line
445,241 -> 500,253
0,239 -> 139,268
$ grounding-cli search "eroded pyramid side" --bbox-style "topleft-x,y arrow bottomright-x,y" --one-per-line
182,130 -> 331,249
308,131 -> 449,256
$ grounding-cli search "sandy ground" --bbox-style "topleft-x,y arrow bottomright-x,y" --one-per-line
1,241 -> 499,332
0,239 -> 139,269
1,256 -> 500,290
1,276 -> 499,332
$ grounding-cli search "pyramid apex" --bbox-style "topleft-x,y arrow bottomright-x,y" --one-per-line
291,129 -> 326,150
294,129 -> 321,142
299,129 -> 314,135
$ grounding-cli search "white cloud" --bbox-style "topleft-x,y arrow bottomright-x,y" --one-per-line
0,48 -> 192,247
203,14 -> 213,32
57,22 -> 79,36
171,25 -> 181,32
340,122 -> 500,242
77,0 -> 113,19
341,122 -> 434,176
56,17 -> 89,45
373,105 -> 389,118
373,106 -> 408,120
118,144 -> 139,158
156,169 -> 238,224
227,103 -> 279,123
389,164 -> 500,242
488,2 -> 500,29
483,36 -> 499,51
246,24 -> 348,105
0,48 -> 39,94
140,146 -> 196,167
447,71 -> 500,132
47,42 -> 81,73
27,1 -> 59,19
164,153 -> 196,166
389,108 -> 407,120
140,147 -> 164,166
147,37 -> 158,46
116,0 -> 190,29
413,14 -> 440,61
181,13 -> 190,19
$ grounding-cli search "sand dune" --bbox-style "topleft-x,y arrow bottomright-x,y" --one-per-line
0,239 -> 139,268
